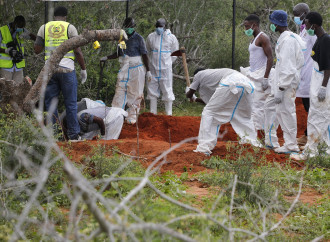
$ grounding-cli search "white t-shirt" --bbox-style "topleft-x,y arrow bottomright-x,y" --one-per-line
37,23 -> 78,70
190,68 -> 235,104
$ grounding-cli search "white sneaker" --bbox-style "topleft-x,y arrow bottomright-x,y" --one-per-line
69,135 -> 82,142
290,153 -> 307,161
274,146 -> 299,154
193,149 -> 211,156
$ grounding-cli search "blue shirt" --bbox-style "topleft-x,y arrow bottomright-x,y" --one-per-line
119,32 -> 147,57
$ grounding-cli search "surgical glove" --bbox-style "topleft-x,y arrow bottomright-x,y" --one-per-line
100,56 -> 108,62
191,94 -> 197,102
262,78 -> 269,91
19,29 -> 30,39
5,47 -> 13,54
81,69 -> 87,84
274,90 -> 284,104
317,86 -> 327,102
146,71 -> 152,82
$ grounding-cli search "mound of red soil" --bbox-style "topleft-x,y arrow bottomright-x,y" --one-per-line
59,99 -> 307,176
120,98 -> 307,143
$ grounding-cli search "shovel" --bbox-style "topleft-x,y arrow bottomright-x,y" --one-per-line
97,61 -> 106,100
171,47 -> 190,87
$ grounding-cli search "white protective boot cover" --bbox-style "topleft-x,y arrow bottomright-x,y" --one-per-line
303,62 -> 330,156
165,101 -> 172,116
150,98 -> 157,115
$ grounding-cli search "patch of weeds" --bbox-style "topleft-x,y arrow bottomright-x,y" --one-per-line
282,197 -> 330,240
305,142 -> 330,169
151,171 -> 186,197
180,172 -> 189,181
87,145 -> 144,178
199,153 -> 275,205
195,170 -> 231,187
0,111 -> 49,171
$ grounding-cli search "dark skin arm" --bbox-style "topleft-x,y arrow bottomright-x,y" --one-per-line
93,116 -> 105,136
186,89 -> 205,104
29,33 -> 36,41
34,43 -> 43,54
104,51 -> 119,60
255,34 -> 273,78
142,53 -> 150,72
322,70 -> 330,87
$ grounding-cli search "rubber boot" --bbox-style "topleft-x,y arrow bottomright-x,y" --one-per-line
165,101 -> 173,116
150,99 -> 157,115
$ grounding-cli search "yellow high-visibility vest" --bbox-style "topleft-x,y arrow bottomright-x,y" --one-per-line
44,21 -> 75,61
0,25 -> 25,68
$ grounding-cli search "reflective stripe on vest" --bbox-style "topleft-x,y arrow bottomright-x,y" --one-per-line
44,21 -> 74,61
0,25 -> 25,68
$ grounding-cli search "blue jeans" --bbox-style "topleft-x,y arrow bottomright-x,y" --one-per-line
45,70 -> 80,139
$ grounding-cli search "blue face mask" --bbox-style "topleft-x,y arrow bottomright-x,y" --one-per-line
294,17 -> 303,25
16,28 -> 23,33
156,27 -> 164,35
294,13 -> 304,26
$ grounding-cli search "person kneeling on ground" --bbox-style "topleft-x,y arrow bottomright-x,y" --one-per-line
186,68 -> 261,155
61,98 -> 127,141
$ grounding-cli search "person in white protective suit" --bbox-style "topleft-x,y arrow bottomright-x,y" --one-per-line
240,14 -> 278,148
268,10 -> 306,154
293,3 -> 317,147
187,69 -> 261,155
146,18 -> 179,115
291,12 -> 330,160
60,98 -> 127,141
100,17 -> 151,125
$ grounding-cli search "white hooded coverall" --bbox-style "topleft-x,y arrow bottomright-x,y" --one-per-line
190,68 -> 235,104
296,28 -> 317,98
111,55 -> 146,123
195,72 -> 260,154
270,31 -> 306,151
146,29 -> 179,114
303,62 -> 330,156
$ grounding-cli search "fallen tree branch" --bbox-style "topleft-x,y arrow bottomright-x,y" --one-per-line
23,29 -> 125,113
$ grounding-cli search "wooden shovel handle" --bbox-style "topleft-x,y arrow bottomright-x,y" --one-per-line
180,47 -> 190,87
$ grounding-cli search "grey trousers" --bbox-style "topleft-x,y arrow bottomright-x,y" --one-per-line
0,68 -> 24,84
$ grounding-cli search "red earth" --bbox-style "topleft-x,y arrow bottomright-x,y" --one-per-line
58,98 -> 307,176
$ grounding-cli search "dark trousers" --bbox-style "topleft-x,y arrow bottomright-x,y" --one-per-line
45,70 -> 80,139
302,97 -> 310,136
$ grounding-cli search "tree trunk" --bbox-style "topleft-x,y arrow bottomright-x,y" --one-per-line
0,77 -> 32,115
22,29 -> 124,113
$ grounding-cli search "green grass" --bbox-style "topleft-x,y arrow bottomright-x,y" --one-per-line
0,106 -> 329,241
